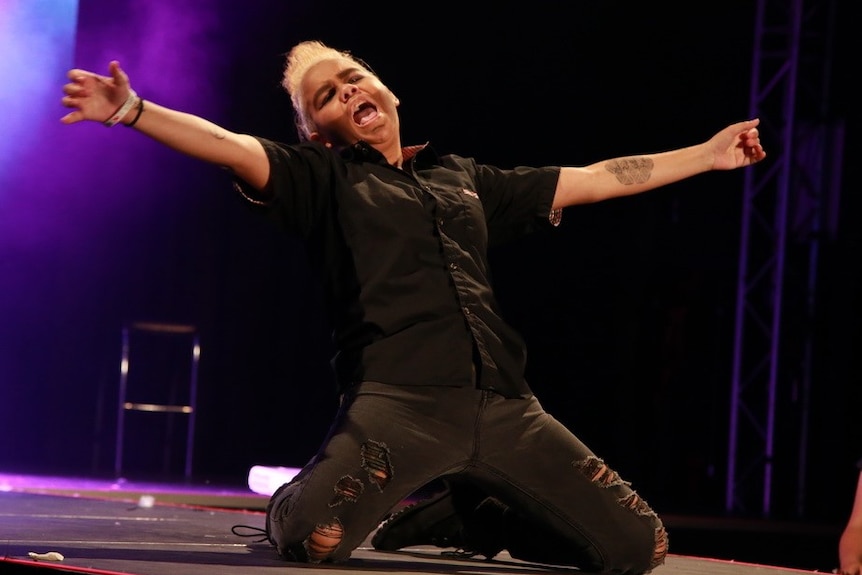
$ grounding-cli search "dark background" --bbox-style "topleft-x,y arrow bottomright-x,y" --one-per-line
1,0 -> 858,559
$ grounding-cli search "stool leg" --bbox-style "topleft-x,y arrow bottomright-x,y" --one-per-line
184,333 -> 201,480
115,327 -> 131,479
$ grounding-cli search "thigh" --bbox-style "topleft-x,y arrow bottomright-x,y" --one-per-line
475,392 -> 664,571
268,382 -> 478,562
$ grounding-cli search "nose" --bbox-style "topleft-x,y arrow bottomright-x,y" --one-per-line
340,83 -> 358,102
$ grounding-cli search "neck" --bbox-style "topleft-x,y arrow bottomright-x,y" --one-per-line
335,137 -> 404,167
377,139 -> 404,168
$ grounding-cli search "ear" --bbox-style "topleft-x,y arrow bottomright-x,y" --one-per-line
309,132 -> 333,148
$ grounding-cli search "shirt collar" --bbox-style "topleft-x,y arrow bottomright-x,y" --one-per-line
401,144 -> 428,162
340,140 -> 431,166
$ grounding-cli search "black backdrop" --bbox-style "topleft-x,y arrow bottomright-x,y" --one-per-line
2,0 -> 857,523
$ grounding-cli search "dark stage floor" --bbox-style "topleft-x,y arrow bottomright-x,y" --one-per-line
0,472 -> 842,575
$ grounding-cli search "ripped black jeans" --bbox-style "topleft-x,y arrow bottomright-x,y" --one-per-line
265,381 -> 667,574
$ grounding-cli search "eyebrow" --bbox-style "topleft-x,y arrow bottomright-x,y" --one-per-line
311,67 -> 365,107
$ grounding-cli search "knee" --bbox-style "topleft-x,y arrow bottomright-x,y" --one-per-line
576,458 -> 668,572
304,518 -> 346,562
268,485 -> 347,563
619,493 -> 669,573
268,520 -> 346,563
265,439 -> 395,563
651,522 -> 669,570
604,521 -> 668,575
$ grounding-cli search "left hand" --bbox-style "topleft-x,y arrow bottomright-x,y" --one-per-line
61,60 -> 134,125
709,118 -> 766,170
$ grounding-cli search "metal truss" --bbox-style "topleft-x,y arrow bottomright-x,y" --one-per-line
726,0 -> 842,517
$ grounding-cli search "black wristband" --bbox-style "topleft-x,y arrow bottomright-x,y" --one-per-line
124,98 -> 144,128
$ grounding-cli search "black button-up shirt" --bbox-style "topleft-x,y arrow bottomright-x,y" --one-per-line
234,138 -> 561,398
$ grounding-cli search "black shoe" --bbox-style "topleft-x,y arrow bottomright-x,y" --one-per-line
372,488 -> 466,551
372,487 -> 504,560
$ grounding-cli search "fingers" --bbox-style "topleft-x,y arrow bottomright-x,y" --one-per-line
59,93 -> 87,124
67,68 -> 96,80
746,127 -> 762,144
109,60 -> 129,89
60,69 -> 103,124
60,110 -> 84,125
62,80 -> 89,97
64,69 -> 105,96
66,69 -> 111,94
739,117 -> 759,131
60,62 -> 133,125
734,119 -> 759,138
743,129 -> 761,144
742,128 -> 766,163
65,64 -> 126,90
731,118 -> 760,138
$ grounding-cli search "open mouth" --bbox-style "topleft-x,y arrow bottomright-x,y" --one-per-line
353,102 -> 379,126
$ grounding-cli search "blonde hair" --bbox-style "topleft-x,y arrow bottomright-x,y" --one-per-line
282,40 -> 370,141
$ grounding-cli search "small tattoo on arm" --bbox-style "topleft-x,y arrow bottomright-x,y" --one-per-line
605,157 -> 653,185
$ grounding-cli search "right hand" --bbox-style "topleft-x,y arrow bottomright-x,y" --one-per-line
60,60 -> 134,124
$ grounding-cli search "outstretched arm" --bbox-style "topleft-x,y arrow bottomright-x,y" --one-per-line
552,118 -> 765,209
61,61 -> 270,190
840,471 -> 862,575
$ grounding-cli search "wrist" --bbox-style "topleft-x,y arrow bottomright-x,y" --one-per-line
123,97 -> 144,128
103,89 -> 138,127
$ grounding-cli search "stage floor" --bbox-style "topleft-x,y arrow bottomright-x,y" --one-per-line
0,472 -> 839,575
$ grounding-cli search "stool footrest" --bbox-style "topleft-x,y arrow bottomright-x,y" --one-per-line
123,402 -> 194,414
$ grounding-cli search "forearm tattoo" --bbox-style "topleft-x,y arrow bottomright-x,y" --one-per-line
605,157 -> 654,185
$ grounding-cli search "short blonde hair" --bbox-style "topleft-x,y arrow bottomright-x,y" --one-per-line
282,40 -> 370,141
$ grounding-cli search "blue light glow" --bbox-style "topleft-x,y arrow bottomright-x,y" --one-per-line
0,0 -> 78,185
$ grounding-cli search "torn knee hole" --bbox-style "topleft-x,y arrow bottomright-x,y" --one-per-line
574,456 -> 621,487
305,518 -> 344,562
361,439 -> 393,490
620,491 -> 656,516
651,526 -> 669,569
330,476 -> 364,507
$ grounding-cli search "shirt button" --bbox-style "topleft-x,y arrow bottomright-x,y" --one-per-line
449,263 -> 458,270
438,218 -> 444,226
463,306 -> 471,315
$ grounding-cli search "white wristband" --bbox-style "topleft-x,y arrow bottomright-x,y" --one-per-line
103,89 -> 138,127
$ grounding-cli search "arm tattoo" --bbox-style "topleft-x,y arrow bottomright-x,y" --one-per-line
604,157 -> 653,185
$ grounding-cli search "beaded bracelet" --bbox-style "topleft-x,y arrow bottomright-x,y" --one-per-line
124,98 -> 144,128
103,89 -> 138,127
